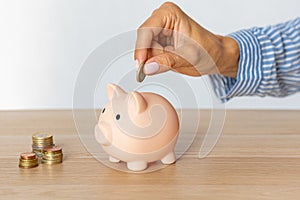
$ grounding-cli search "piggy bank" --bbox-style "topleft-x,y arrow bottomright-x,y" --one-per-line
95,83 -> 179,171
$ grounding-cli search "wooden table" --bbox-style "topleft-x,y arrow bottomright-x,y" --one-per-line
1,110 -> 300,199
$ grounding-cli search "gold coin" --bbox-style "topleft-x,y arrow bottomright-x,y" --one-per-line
19,162 -> 38,167
42,158 -> 63,162
42,154 -> 63,159
136,62 -> 146,82
19,164 -> 38,169
32,132 -> 52,140
42,159 -> 62,165
19,158 -> 38,163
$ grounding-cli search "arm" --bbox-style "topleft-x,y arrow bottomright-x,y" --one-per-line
134,3 -> 300,101
210,17 -> 300,101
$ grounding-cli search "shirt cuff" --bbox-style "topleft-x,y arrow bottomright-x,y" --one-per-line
209,29 -> 263,102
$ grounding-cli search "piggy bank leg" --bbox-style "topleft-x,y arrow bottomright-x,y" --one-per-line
161,151 -> 176,164
127,161 -> 147,171
109,156 -> 120,163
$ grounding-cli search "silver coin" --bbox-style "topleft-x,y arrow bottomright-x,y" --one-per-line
136,62 -> 146,82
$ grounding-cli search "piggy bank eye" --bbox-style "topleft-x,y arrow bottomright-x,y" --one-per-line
102,108 -> 105,113
116,114 -> 120,120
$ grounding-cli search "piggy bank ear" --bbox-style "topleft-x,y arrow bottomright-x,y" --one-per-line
107,83 -> 126,100
129,91 -> 147,114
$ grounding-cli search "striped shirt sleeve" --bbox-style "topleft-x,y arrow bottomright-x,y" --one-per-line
209,17 -> 300,102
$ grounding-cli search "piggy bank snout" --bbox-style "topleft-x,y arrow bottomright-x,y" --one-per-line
95,122 -> 112,146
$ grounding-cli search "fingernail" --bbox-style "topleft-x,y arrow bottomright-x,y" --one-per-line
144,62 -> 159,75
134,59 -> 139,70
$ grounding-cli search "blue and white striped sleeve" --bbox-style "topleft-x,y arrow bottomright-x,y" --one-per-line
209,17 -> 300,102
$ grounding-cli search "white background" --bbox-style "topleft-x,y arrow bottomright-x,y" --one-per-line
0,0 -> 299,110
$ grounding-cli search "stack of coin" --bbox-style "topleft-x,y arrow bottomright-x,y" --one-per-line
32,132 -> 54,157
19,152 -> 39,168
42,146 -> 63,164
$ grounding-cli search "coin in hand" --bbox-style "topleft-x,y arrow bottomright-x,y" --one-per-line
136,62 -> 146,82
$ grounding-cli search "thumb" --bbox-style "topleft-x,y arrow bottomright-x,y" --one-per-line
144,52 -> 186,75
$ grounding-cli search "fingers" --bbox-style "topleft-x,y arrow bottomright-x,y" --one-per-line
143,52 -> 203,76
143,41 -> 207,76
135,2 -> 197,76
148,41 -> 164,58
174,66 -> 202,76
134,14 -> 165,65
143,51 -> 190,75
134,2 -> 179,65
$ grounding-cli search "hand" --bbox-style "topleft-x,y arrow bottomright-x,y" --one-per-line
134,2 -> 239,78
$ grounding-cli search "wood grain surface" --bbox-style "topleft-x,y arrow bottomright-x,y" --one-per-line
1,110 -> 300,199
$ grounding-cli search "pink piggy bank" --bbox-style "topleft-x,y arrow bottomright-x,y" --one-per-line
95,83 -> 179,171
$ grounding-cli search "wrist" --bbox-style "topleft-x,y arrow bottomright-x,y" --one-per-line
217,36 -> 240,78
